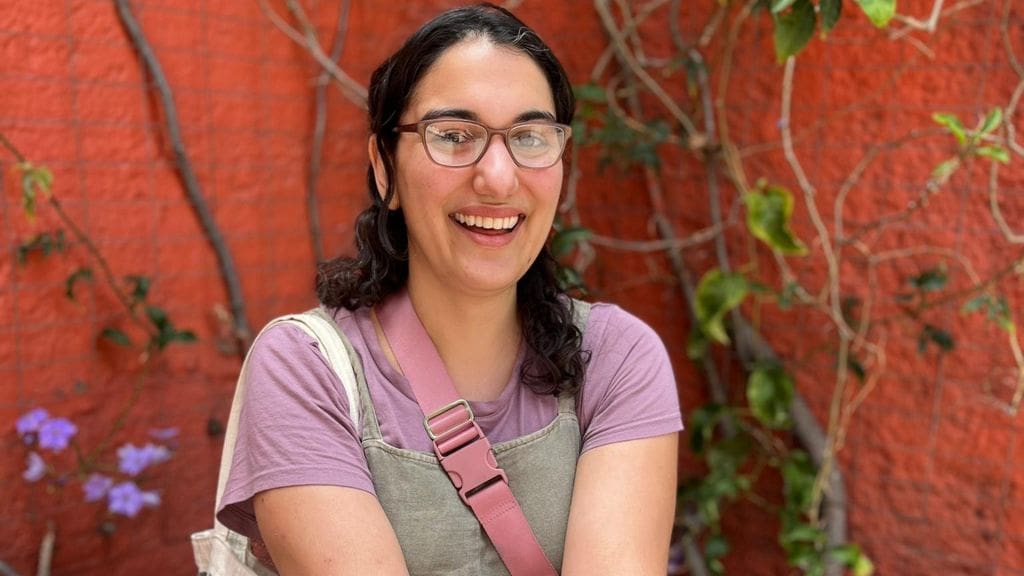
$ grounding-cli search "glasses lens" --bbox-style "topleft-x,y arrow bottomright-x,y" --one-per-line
423,121 -> 487,167
508,124 -> 566,168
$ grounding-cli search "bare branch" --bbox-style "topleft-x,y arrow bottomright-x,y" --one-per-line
258,0 -> 367,108
588,223 -> 722,252
115,0 -> 251,355
594,0 -> 698,137
306,0 -> 352,263
988,162 -> 1024,244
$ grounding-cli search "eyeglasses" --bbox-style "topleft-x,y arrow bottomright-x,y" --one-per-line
394,118 -> 571,169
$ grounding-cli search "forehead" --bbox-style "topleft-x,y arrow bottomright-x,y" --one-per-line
405,38 -> 556,123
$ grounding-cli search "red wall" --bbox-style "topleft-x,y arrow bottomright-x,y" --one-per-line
1,0 -> 1022,574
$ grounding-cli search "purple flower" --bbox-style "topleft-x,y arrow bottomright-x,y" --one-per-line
16,408 -> 50,440
37,417 -> 77,452
117,443 -> 171,477
107,481 -> 160,518
83,473 -> 114,503
108,481 -> 145,517
23,452 -> 46,482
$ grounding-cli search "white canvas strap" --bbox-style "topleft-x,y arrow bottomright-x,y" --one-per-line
197,309 -> 359,575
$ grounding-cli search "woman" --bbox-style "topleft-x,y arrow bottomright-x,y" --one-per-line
217,4 -> 682,574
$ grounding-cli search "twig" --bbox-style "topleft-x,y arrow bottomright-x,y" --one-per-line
781,58 -> 850,338
1004,0 -> 1024,79
834,129 -> 945,242
0,560 -> 20,576
890,0 -> 946,36
258,0 -> 367,109
1004,80 -> 1024,157
35,521 -> 54,576
989,162 -> 1024,243
780,57 -> 850,575
732,317 -> 847,576
1,133 -> 154,338
1005,330 -> 1024,413
833,335 -> 887,453
715,1 -> 757,194
590,0 -> 670,81
0,132 -> 27,162
890,0 -> 984,39
588,224 -> 722,252
302,0 -> 352,263
872,251 -> 1024,324
115,0 -> 251,357
594,0 -> 698,137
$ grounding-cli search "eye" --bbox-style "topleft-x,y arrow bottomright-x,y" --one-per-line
426,122 -> 479,146
511,124 -> 560,153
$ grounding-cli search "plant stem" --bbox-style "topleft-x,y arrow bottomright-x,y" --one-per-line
114,0 -> 251,357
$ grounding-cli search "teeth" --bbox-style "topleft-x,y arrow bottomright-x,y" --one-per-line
454,213 -> 520,230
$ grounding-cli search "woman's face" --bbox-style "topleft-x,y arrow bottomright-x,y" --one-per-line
376,38 -> 563,299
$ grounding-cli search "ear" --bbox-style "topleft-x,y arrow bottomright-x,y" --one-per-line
368,135 -> 399,210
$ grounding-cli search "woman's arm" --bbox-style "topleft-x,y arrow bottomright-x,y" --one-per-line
561,432 -> 679,575
254,484 -> 410,576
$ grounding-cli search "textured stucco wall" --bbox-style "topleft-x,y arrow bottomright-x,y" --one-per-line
1,0 -> 1022,574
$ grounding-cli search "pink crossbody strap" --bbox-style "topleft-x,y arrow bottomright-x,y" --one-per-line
376,289 -> 558,576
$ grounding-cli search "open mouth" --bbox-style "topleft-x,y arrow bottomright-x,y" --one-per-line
452,213 -> 523,235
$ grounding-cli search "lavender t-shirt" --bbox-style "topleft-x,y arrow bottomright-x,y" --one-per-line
217,302 -> 683,538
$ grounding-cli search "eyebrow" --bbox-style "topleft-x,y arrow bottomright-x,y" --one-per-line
419,108 -> 557,124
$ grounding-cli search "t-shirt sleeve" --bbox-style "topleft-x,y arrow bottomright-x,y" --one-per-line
215,322 -> 374,540
577,304 -> 684,454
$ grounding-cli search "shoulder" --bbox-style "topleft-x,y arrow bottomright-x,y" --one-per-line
579,301 -> 668,363
575,300 -> 681,452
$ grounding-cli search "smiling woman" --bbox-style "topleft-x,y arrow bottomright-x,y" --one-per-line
214,3 -> 682,575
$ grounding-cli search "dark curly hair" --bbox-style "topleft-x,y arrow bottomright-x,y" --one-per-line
316,3 -> 588,395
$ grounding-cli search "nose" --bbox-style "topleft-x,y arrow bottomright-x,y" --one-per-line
473,134 -> 518,197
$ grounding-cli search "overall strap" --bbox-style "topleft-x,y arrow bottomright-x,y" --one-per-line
375,290 -> 558,576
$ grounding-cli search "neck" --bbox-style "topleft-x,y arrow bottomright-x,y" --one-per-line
404,270 -> 521,401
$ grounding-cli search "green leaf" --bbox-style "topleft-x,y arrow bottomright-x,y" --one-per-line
821,0 -> 843,33
65,267 -> 93,300
976,146 -> 1010,164
687,324 -> 711,360
744,184 -> 808,255
909,266 -> 947,292
550,227 -> 592,259
980,107 -> 1004,135
170,330 -> 197,344
832,544 -> 875,576
918,324 -> 954,353
773,0 -> 816,61
100,327 -> 132,347
855,0 -> 896,27
781,450 -> 817,511
695,269 -> 749,344
18,163 -> 54,218
961,293 -> 1014,332
573,83 -> 607,104
747,365 -> 794,428
705,534 -> 730,559
771,0 -> 798,13
145,305 -> 169,331
932,113 -> 967,146
16,231 -> 66,264
688,404 -> 727,453
125,275 -> 151,305
556,265 -> 586,293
